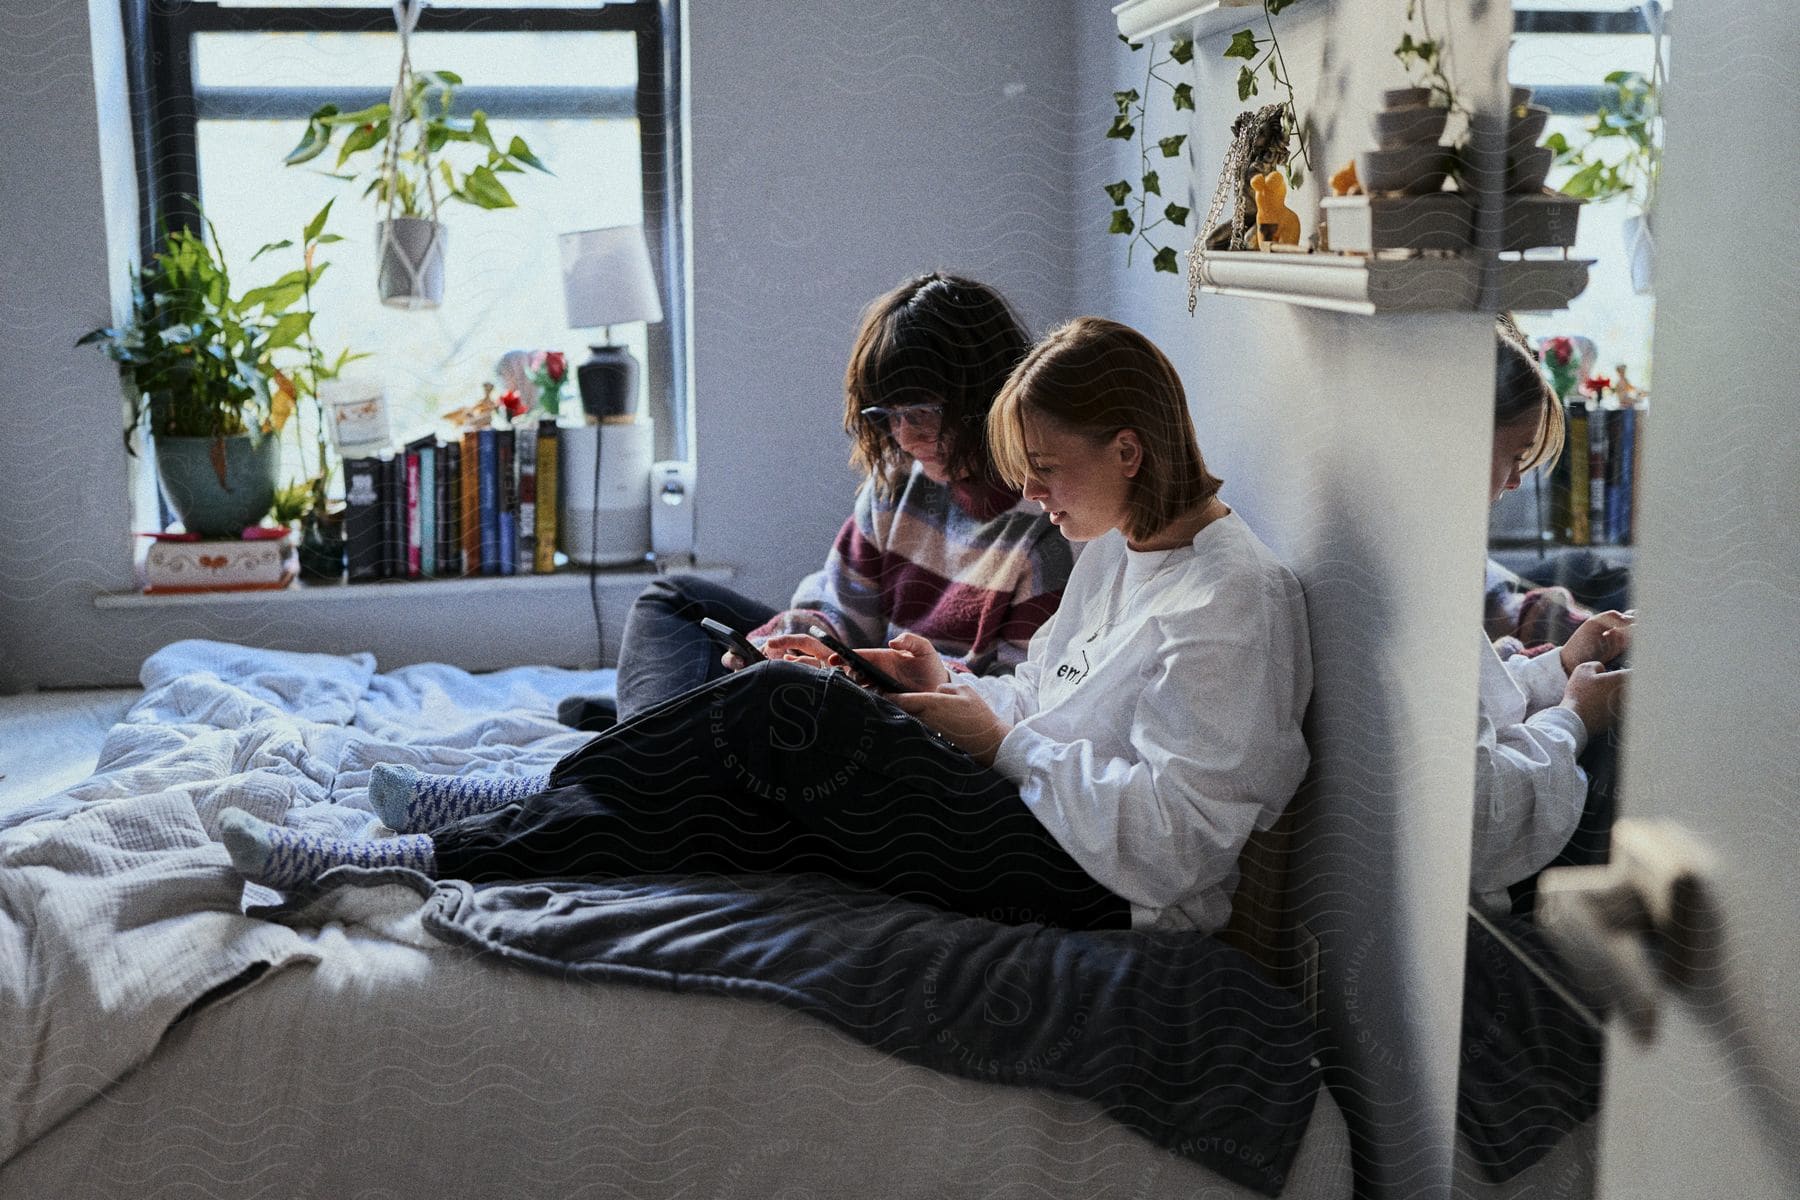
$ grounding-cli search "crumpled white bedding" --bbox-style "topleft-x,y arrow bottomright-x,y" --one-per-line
0,639 -> 1357,1199
3,639 -> 612,840
0,639 -> 614,1168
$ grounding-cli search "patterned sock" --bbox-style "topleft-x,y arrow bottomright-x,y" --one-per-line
219,808 -> 435,890
368,764 -> 551,832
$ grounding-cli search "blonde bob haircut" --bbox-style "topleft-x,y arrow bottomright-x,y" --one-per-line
1494,330 -> 1566,474
989,317 -> 1222,546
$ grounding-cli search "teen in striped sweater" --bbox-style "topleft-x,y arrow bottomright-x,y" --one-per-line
563,272 -> 1072,728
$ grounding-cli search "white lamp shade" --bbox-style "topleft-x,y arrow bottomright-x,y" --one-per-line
559,224 -> 665,330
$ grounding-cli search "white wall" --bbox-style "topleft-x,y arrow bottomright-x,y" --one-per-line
0,0 -> 1083,690
1596,5 -> 1800,1198
1076,3 -> 1508,1195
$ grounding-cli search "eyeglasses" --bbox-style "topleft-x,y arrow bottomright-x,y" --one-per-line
859,402 -> 945,432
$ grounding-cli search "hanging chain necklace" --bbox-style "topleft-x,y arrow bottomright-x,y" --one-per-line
1086,549 -> 1180,644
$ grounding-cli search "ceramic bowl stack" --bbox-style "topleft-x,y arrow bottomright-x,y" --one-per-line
1507,86 -> 1553,192
1356,87 -> 1453,194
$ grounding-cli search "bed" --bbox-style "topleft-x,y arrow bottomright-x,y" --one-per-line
0,639 -> 1353,1199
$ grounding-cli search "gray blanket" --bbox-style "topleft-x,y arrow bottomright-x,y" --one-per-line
375,869 -> 1321,1196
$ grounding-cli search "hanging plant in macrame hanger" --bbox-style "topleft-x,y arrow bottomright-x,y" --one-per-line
282,0 -> 552,309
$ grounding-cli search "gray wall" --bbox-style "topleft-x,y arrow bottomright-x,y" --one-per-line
1596,5 -> 1800,1198
0,0 -> 1082,690
1076,3 -> 1508,1195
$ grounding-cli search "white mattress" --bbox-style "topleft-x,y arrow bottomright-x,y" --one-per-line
1,642 -> 1352,1198
3,899 -> 1353,1199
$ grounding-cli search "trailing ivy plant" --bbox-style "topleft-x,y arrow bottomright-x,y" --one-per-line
1104,33 -> 1194,274
1222,0 -> 1313,188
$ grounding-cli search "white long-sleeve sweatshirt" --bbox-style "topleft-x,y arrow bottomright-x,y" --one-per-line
962,513 -> 1312,932
1469,635 -> 1589,907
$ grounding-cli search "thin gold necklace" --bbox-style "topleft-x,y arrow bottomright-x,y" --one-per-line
1086,549 -> 1179,644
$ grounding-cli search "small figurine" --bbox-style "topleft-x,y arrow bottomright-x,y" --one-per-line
1330,159 -> 1362,196
442,381 -> 500,431
1250,170 -> 1301,249
1612,364 -> 1646,408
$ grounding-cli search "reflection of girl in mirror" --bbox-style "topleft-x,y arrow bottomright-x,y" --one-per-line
1474,334 -> 1633,906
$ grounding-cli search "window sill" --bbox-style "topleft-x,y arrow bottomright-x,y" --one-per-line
93,563 -> 734,609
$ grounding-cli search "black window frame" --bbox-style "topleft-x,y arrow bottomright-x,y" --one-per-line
121,0 -> 689,460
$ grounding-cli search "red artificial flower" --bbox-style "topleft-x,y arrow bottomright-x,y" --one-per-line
1582,374 -> 1612,397
544,350 -> 567,382
498,388 -> 528,419
1542,335 -> 1575,367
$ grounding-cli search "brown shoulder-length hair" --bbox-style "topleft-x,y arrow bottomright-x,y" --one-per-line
843,272 -> 1031,496
1495,328 -> 1565,473
989,317 -> 1222,546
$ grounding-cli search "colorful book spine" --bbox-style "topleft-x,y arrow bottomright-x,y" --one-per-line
497,428 -> 517,577
1586,402 -> 1608,546
478,428 -> 500,576
343,456 -> 382,582
437,439 -> 460,577
1565,400 -> 1589,545
418,440 -> 437,577
380,453 -> 405,578
534,420 -> 559,574
460,430 -> 482,577
515,422 -> 537,575
1611,406 -> 1637,545
404,446 -> 423,579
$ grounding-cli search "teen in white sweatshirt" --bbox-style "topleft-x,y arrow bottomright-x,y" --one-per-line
221,319 -> 1312,936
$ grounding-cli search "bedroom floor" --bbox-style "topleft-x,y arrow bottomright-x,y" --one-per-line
0,689 -> 139,813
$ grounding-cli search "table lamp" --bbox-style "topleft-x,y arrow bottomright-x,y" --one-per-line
559,224 -> 664,423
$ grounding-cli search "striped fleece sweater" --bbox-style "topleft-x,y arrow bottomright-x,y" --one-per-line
751,463 -> 1074,675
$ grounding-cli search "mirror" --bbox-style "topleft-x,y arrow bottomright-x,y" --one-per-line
1458,1 -> 1670,1194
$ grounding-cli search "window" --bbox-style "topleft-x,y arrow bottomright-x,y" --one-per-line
122,0 -> 685,529
1508,3 -> 1665,385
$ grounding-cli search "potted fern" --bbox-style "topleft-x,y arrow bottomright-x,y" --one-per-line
282,5 -> 549,309
79,217 -> 306,536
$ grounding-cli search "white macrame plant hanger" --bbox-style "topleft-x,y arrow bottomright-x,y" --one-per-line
375,0 -> 446,309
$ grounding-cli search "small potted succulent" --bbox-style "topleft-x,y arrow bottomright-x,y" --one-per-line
283,27 -> 550,310
80,217 -> 303,536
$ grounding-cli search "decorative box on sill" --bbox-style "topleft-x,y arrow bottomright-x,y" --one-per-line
140,531 -> 296,594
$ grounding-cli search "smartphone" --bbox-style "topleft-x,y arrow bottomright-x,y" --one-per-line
807,626 -> 908,694
699,617 -> 765,665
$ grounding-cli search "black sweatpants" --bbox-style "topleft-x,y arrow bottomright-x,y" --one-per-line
433,659 -> 1130,930
613,574 -> 779,723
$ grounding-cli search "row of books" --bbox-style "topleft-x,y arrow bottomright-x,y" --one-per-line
1549,401 -> 1643,546
343,420 -> 561,582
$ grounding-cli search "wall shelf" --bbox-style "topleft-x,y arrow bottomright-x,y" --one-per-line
94,563 -> 733,609
1190,251 -> 1592,315
1112,0 -> 1295,43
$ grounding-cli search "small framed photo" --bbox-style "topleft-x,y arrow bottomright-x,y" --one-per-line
322,378 -> 391,457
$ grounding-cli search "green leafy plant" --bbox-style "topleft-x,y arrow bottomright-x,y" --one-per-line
1546,70 -> 1659,210
284,69 -> 549,216
1221,0 -> 1313,188
1105,34 -> 1195,273
1392,0 -> 1463,114
249,200 -> 369,520
1389,1 -> 1476,186
79,216 -> 305,457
